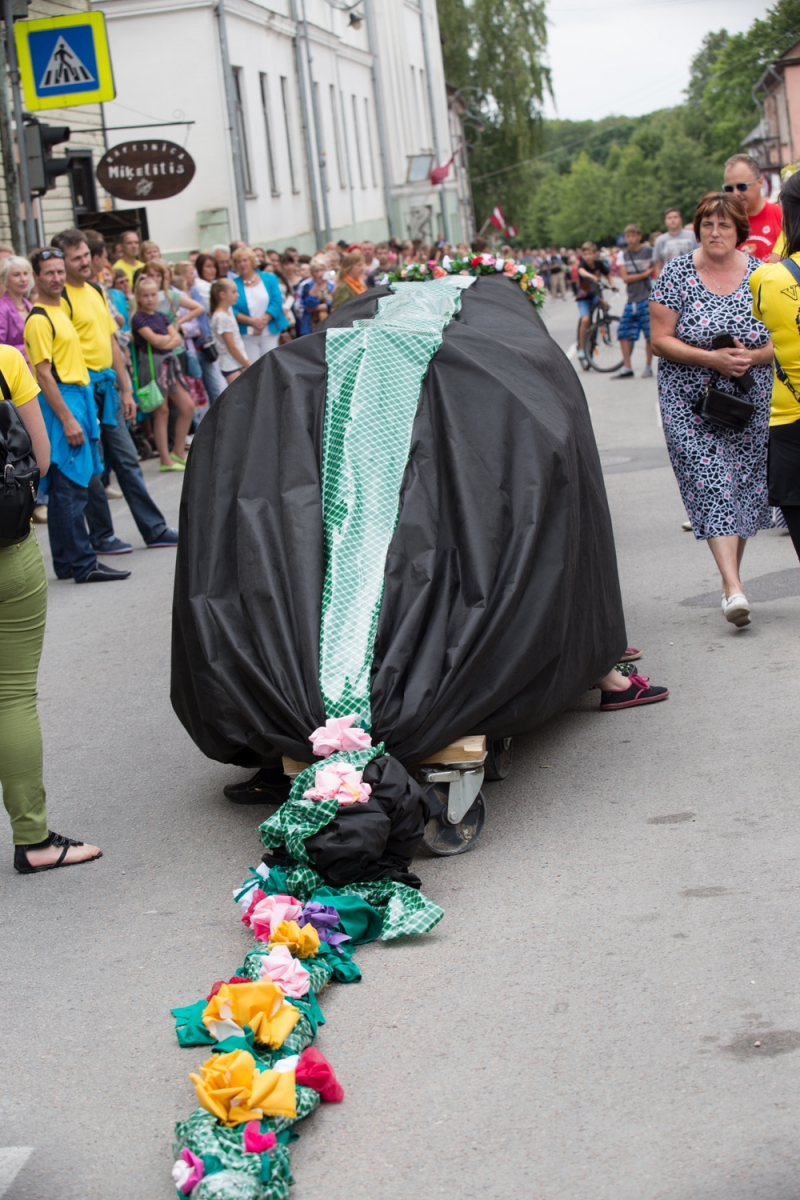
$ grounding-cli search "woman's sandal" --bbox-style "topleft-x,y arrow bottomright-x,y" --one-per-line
13,831 -> 103,875
619,646 -> 642,662
599,673 -> 669,710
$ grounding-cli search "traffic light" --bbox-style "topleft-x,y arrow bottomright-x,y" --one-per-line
24,119 -> 71,196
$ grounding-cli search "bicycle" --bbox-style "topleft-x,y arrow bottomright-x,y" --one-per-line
576,280 -> 623,374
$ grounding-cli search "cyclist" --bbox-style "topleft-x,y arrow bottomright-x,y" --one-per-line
575,241 -> 615,364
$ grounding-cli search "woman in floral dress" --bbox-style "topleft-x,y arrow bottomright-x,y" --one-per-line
650,192 -> 774,628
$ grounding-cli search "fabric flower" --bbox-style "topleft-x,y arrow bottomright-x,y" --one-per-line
295,1047 -> 345,1102
309,714 -> 372,757
257,943 -> 311,997
303,761 -> 371,806
470,256 -> 482,267
172,1148 -> 204,1195
299,902 -> 352,950
248,893 -> 304,941
268,919 -> 320,959
432,266 -> 447,278
190,1049 -> 297,1126
243,1122 -> 278,1155
202,979 -> 300,1047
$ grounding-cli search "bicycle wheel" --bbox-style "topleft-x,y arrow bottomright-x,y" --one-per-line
587,315 -> 623,373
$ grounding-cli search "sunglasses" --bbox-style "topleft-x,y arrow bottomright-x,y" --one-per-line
38,248 -> 64,259
723,180 -> 758,192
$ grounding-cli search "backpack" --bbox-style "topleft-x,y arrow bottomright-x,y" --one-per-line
0,370 -> 40,548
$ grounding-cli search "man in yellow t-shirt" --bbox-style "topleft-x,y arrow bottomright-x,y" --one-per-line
53,229 -> 176,552
750,216 -> 800,560
23,248 -> 130,584
111,228 -> 144,286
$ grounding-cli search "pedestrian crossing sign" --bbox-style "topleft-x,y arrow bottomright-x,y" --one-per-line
14,12 -> 116,111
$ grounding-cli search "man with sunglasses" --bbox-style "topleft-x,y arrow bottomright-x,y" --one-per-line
722,153 -> 782,260
24,249 -> 130,583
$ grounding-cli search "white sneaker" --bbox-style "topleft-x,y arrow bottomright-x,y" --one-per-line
104,485 -> 123,500
681,519 -> 692,532
721,593 -> 751,627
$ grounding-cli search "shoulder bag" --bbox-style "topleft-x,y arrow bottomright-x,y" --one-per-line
0,369 -> 40,547
136,340 -> 165,414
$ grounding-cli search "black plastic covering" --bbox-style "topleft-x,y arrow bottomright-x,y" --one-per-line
171,274 -> 627,768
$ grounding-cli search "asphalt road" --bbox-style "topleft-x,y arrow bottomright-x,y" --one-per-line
2,295 -> 800,1200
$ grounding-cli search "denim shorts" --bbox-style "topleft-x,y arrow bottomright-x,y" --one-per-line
577,294 -> 599,319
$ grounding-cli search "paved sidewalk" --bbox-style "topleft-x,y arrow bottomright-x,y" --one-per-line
2,299 -> 800,1199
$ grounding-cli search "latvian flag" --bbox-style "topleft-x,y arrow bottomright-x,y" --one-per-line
506,224 -> 518,237
489,206 -> 506,230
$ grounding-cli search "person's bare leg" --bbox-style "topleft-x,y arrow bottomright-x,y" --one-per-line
707,534 -> 745,598
645,338 -> 653,367
598,668 -> 631,692
737,535 -> 746,568
578,314 -> 590,351
152,404 -> 172,467
24,838 -> 101,867
619,339 -> 633,369
170,384 -> 193,461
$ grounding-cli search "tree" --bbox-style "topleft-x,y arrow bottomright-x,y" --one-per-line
437,0 -> 551,230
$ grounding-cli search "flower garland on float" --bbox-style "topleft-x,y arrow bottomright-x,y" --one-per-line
387,252 -> 546,310
170,714 -> 442,1199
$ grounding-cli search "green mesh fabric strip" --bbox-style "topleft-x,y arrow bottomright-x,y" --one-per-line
319,278 -> 475,728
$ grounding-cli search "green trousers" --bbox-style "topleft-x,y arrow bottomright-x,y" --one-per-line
0,530 -> 48,845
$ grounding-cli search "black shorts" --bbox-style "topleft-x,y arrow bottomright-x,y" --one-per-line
768,419 -> 800,507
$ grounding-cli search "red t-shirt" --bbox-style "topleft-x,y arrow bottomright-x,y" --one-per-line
739,200 -> 782,260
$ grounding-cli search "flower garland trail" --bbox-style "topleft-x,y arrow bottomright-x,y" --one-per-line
170,717 -> 444,1199
388,251 -> 546,310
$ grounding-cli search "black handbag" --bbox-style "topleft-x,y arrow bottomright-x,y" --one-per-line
0,371 -> 40,548
199,336 -> 219,364
692,332 -> 756,432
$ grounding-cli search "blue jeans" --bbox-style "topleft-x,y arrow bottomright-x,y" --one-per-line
199,353 -> 222,405
86,397 -> 167,546
47,465 -> 97,581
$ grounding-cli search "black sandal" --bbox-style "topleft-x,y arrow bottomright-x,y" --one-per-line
223,766 -> 291,806
14,831 -> 103,874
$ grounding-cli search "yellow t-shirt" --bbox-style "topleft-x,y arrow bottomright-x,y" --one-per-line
112,257 -> 144,287
774,232 -> 787,258
24,303 -> 90,387
62,282 -> 117,371
0,343 -> 39,407
751,253 -> 800,425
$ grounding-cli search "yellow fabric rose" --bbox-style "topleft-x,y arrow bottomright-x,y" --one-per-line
268,919 -> 320,959
189,1049 -> 297,1126
202,980 -> 299,1048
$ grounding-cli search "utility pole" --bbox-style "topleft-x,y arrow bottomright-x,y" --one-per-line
3,0 -> 36,250
300,0 -> 331,244
418,0 -> 450,245
215,0 -> 249,243
364,0 -> 395,238
0,29 -> 23,252
288,0 -> 322,248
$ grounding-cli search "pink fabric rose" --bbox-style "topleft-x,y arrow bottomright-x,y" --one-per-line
172,1148 -> 204,1195
432,266 -> 447,278
244,1121 -> 278,1154
258,943 -> 311,997
309,715 -> 372,758
249,893 -> 304,942
303,761 -> 371,806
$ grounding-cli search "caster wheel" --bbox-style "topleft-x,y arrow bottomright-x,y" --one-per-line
484,736 -> 513,781
421,782 -> 486,856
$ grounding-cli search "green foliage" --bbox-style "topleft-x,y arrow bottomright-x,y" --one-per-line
436,0 -> 550,228
442,0 -> 800,246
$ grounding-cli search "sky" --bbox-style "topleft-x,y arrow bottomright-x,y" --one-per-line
542,0 -> 769,122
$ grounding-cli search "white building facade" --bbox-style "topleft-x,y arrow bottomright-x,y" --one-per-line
88,0 -> 471,255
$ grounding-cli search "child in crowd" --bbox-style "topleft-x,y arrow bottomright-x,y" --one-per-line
130,277 -> 194,471
210,279 -> 250,382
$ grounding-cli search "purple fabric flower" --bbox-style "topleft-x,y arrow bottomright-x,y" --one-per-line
299,902 -> 352,950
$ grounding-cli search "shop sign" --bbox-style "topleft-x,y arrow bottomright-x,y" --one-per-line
96,140 -> 195,201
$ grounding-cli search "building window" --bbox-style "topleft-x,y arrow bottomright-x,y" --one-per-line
351,94 -> 365,188
314,82 -> 330,192
330,83 -> 346,189
410,66 -> 421,154
259,73 -> 279,196
280,76 -> 299,194
364,97 -> 377,187
232,67 -> 254,196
